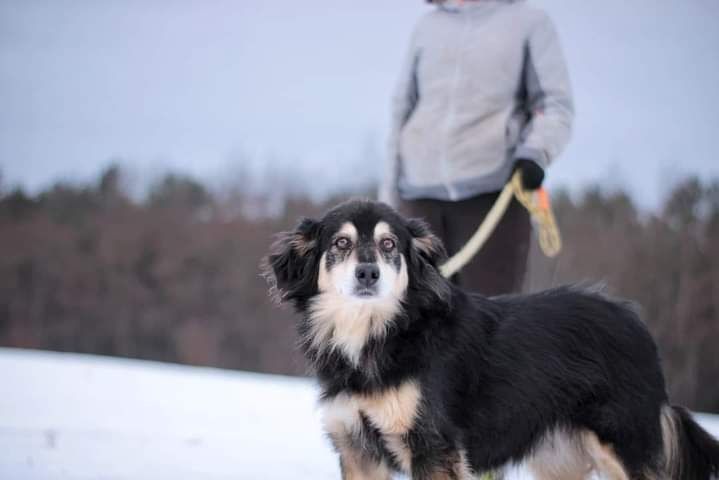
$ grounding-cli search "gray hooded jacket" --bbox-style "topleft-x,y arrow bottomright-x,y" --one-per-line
380,0 -> 574,205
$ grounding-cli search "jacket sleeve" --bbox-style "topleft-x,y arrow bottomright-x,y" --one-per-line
514,12 -> 574,169
379,30 -> 420,207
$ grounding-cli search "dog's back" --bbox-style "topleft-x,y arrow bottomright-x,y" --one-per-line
447,285 -> 719,479
458,287 -> 667,475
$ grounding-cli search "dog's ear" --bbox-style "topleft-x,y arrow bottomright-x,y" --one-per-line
405,217 -> 451,307
406,218 -> 447,267
261,217 -> 321,304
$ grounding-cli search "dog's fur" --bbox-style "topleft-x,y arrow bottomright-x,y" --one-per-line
262,199 -> 719,479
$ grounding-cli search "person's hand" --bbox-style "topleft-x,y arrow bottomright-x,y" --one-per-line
513,158 -> 545,190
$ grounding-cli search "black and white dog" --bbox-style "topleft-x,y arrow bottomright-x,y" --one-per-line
262,199 -> 719,479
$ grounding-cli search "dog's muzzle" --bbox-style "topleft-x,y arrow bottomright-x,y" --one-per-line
355,263 -> 379,296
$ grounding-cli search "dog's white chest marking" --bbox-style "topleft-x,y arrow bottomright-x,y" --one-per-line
307,288 -> 399,365
321,381 -> 421,473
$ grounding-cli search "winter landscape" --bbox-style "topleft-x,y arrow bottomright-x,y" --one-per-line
2,348 -> 718,479
2,1 -> 719,478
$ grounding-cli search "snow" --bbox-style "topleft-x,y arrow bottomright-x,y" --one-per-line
1,348 -> 718,480
0,348 -> 336,479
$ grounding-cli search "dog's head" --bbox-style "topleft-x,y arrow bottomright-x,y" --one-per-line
262,199 -> 450,315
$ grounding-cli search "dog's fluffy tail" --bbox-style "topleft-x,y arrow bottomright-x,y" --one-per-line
661,405 -> 719,479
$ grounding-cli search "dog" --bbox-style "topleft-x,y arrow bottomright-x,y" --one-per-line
262,199 -> 719,479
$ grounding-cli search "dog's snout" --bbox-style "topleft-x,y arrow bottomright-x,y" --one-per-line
355,263 -> 380,288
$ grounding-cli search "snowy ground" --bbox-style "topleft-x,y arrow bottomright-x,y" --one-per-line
1,348 -> 718,480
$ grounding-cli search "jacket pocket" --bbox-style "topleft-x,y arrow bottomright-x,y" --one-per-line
505,109 -> 527,151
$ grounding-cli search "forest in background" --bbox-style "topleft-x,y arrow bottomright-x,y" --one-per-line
1,166 -> 718,412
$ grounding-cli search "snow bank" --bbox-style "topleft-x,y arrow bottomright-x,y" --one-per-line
0,348 -> 336,479
1,348 -> 717,479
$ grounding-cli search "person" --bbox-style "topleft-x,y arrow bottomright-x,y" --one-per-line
380,0 -> 574,296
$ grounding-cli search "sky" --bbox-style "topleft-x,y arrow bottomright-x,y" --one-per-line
1,0 -> 718,208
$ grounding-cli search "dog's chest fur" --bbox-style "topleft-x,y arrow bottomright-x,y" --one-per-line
321,381 -> 422,473
306,291 -> 399,367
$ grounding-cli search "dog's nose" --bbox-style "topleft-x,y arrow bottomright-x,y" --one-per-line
355,263 -> 380,288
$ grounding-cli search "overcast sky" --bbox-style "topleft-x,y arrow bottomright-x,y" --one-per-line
1,0 -> 718,207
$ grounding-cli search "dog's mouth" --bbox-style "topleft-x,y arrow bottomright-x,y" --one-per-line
354,287 -> 378,298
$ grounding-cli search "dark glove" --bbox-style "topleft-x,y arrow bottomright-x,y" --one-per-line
513,158 -> 545,190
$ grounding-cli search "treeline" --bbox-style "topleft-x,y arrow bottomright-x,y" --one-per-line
527,180 -> 719,412
0,167 -> 718,412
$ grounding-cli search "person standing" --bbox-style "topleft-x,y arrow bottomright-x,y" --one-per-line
380,0 -> 574,295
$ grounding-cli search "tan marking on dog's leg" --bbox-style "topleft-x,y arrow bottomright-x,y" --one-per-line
527,428 -> 592,480
529,461 -> 589,480
337,445 -> 392,480
583,431 -> 630,480
455,450 -> 474,480
322,394 -> 360,437
418,450 -> 474,480
322,395 -> 391,480
330,430 -> 392,480
384,433 -> 412,473
357,381 -> 421,474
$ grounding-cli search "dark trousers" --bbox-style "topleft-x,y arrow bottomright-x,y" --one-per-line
400,192 -> 531,296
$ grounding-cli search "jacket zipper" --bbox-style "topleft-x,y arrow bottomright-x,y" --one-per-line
440,13 -> 471,201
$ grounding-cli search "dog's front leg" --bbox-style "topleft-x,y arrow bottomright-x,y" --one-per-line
322,396 -> 392,479
327,429 -> 392,480
411,448 -> 473,480
338,449 -> 392,480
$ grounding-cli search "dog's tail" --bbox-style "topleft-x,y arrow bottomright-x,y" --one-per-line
661,404 -> 719,479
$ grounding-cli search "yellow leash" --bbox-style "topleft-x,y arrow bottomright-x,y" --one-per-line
440,171 -> 562,279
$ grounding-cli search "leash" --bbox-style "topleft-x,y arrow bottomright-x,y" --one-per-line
439,171 -> 562,279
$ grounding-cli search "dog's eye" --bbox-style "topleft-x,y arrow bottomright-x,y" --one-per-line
334,237 -> 351,250
380,238 -> 396,252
